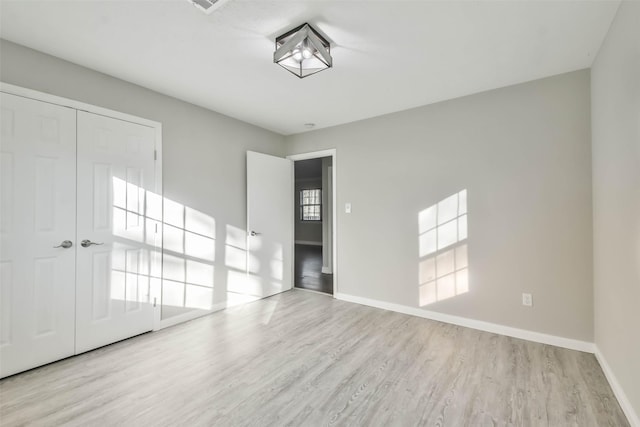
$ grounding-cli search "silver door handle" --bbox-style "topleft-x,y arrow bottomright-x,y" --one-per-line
81,239 -> 104,248
250,231 -> 261,236
53,240 -> 73,249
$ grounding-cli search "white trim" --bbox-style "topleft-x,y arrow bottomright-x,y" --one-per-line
152,123 -> 163,330
288,149 -> 338,296
595,346 -> 640,427
156,302 -> 227,330
289,159 -> 295,291
334,292 -> 595,353
295,240 -> 322,246
321,266 -> 332,274
288,149 -> 336,160
0,82 -> 161,129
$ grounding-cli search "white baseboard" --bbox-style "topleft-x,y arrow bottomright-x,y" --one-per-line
595,346 -> 640,427
321,266 -> 332,274
334,292 -> 595,353
155,301 -> 227,330
295,240 -> 322,246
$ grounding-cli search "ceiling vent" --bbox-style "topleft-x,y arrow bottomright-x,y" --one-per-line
186,0 -> 230,15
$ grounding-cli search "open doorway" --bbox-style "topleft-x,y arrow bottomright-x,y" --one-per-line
292,155 -> 334,295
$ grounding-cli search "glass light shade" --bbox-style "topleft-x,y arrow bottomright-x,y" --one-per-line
274,23 -> 332,78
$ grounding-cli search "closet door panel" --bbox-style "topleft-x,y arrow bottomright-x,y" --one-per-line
75,111 -> 156,354
0,92 -> 77,378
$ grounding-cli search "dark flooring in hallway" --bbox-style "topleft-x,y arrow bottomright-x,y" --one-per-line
294,244 -> 333,294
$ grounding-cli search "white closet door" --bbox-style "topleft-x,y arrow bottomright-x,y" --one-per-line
0,92 -> 77,378
75,111 -> 157,354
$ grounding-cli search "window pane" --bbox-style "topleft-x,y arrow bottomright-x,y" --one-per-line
308,206 -> 320,220
300,189 -> 322,221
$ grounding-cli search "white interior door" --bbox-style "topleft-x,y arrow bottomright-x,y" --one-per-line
246,151 -> 293,298
0,92 -> 76,378
75,111 -> 157,354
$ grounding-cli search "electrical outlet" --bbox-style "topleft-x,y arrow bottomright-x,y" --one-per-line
522,293 -> 533,307
345,203 -> 352,214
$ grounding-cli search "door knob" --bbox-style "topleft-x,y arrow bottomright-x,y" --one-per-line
81,239 -> 104,248
250,231 -> 261,236
53,240 -> 73,249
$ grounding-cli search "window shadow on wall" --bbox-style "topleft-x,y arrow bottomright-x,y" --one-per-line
110,177 -> 278,321
418,189 -> 469,306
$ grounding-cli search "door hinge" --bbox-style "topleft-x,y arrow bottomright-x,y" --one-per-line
153,297 -> 157,308
154,150 -> 157,161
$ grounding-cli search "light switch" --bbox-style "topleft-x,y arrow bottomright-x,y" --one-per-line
345,203 -> 352,214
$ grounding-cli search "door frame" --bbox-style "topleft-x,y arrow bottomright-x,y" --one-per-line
287,149 -> 338,296
0,82 -> 164,330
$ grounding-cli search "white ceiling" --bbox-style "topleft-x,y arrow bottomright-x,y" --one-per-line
0,0 -> 619,135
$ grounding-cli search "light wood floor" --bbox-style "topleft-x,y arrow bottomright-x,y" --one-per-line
0,290 -> 629,426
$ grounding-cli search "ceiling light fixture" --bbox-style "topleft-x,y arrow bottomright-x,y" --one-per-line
185,0 -> 231,15
274,23 -> 332,79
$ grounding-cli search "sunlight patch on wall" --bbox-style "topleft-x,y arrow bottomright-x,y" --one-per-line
111,177 -> 216,314
419,190 -> 467,257
110,176 -> 282,317
418,190 -> 469,306
419,244 -> 468,306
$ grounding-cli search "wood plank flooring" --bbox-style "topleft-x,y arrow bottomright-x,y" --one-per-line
0,290 -> 629,426
294,244 -> 333,294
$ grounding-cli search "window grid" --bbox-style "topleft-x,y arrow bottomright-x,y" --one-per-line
300,188 -> 322,221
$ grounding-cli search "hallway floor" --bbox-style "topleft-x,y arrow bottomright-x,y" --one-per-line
294,244 -> 333,295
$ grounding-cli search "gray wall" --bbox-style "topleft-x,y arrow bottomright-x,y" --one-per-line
592,1 -> 640,419
0,40 -> 286,320
286,70 -> 593,342
0,40 -> 604,348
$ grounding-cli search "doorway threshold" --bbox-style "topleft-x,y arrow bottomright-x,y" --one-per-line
292,287 -> 333,297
